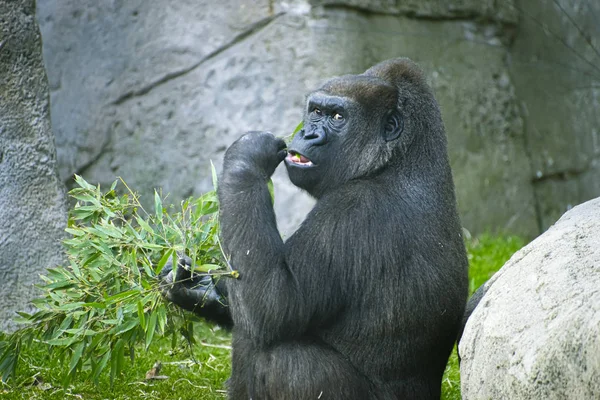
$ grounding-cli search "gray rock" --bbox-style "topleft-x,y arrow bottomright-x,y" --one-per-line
459,197 -> 600,399
0,0 -> 67,331
311,0 -> 517,22
509,0 -> 600,230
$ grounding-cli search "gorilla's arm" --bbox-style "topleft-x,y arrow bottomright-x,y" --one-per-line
457,276 -> 491,351
218,132 -> 320,345
159,257 -> 233,329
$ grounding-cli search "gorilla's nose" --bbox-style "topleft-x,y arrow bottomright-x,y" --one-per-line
302,126 -> 327,146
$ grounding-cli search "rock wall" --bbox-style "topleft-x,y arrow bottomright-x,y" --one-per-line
509,0 -> 600,230
0,0 -> 67,331
459,197 -> 600,399
35,0 -> 600,238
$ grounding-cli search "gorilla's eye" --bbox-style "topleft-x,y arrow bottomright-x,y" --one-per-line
333,113 -> 344,121
313,107 -> 322,115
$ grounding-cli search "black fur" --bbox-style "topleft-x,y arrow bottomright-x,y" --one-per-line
159,257 -> 233,329
216,58 -> 469,400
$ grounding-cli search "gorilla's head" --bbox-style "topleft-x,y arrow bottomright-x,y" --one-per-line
285,58 -> 441,198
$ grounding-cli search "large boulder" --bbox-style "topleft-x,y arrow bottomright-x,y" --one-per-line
0,0 -> 67,331
459,197 -> 600,399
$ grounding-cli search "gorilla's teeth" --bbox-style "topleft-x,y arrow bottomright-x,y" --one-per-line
287,151 -> 313,166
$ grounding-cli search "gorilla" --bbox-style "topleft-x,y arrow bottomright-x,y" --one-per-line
162,58 -> 468,400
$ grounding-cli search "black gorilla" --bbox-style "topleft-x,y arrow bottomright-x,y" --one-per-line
163,58 -> 468,399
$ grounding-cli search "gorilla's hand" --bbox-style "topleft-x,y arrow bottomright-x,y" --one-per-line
223,131 -> 287,180
158,256 -> 233,329
158,255 -> 194,295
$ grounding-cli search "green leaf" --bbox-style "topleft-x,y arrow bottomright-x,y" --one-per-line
65,227 -> 85,237
70,193 -> 101,206
195,263 -> 223,273
137,301 -> 146,330
70,208 -> 95,220
156,305 -> 167,335
73,174 -> 96,190
15,311 -> 32,320
267,179 -> 275,204
145,312 -> 158,350
63,328 -> 97,336
156,248 -> 175,274
68,342 -> 85,375
96,223 -> 123,239
43,280 -> 76,291
195,204 -> 217,220
57,315 -> 74,336
0,338 -> 19,381
105,289 -> 139,304
141,258 -> 155,278
45,336 -> 79,347
171,328 -> 178,349
92,350 -> 111,383
110,319 -> 138,336
139,243 -> 165,251
82,302 -> 107,309
74,205 -> 102,213
110,339 -> 125,387
125,223 -> 142,240
154,190 -> 163,220
56,302 -> 86,311
136,216 -> 154,235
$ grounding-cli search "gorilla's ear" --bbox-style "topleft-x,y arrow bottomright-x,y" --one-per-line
383,111 -> 403,142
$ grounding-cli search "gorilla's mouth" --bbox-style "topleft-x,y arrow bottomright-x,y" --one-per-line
286,151 -> 314,167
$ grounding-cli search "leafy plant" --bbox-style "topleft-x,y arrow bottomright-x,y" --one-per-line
466,234 -> 525,294
0,173 -> 235,386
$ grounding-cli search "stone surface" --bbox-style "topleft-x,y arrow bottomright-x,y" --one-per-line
459,197 -> 600,399
0,0 -> 67,331
37,0 -> 541,237
311,0 -> 517,22
509,0 -> 600,230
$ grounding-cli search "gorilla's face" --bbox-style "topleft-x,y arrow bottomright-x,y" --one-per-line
285,92 -> 351,196
285,75 -> 401,198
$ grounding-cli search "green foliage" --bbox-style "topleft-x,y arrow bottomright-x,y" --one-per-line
441,347 -> 461,400
0,325 -> 231,399
466,234 -> 525,295
0,175 -> 233,386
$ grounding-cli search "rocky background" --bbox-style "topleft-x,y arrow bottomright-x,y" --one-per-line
36,0 -> 600,238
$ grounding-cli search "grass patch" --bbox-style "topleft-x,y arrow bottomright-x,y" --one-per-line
465,234 -> 525,294
0,323 -> 231,400
1,235 -> 524,399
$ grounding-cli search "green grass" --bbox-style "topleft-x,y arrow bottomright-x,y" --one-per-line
1,235 -> 524,399
0,323 -> 231,400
